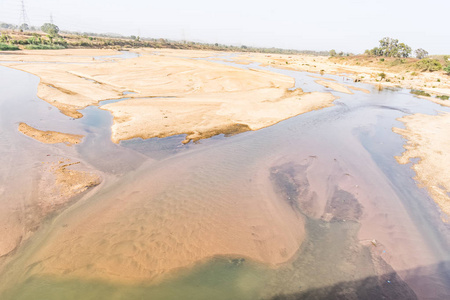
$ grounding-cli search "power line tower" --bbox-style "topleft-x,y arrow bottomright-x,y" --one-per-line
19,0 -> 30,27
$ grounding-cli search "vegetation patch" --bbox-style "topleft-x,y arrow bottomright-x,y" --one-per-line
436,95 -> 449,100
414,58 -> 442,72
445,65 -> 450,74
410,89 -> 431,97
24,44 -> 66,50
0,42 -> 19,50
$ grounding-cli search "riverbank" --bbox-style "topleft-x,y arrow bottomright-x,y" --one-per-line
394,113 -> 450,217
228,52 -> 450,99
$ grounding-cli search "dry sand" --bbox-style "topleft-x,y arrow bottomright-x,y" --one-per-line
418,95 -> 450,108
315,80 -> 353,94
0,49 -> 120,63
18,123 -> 83,145
314,79 -> 370,95
102,90 -> 336,144
394,113 -> 450,216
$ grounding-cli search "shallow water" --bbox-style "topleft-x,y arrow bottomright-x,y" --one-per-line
1,56 -> 450,299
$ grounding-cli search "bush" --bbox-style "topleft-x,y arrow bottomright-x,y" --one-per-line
445,65 -> 450,74
24,44 -> 65,50
436,95 -> 449,100
0,43 -> 19,50
410,89 -> 431,97
415,58 -> 442,72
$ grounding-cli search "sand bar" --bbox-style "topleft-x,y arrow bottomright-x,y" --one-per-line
315,80 -> 353,94
103,90 -> 336,144
394,113 -> 450,216
18,123 -> 84,145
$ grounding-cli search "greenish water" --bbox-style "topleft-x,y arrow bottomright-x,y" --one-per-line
3,258 -> 269,300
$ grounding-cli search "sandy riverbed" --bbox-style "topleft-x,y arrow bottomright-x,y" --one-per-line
1,48 -> 450,298
1,49 -> 337,144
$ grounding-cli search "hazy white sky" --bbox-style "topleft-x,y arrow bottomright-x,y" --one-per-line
0,0 -> 448,54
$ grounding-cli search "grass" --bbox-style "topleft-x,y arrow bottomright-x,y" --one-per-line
410,89 -> 431,97
0,43 -> 19,50
24,44 -> 66,50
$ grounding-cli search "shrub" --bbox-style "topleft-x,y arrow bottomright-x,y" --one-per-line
436,95 -> 449,100
0,43 -> 19,50
380,58 -> 385,62
410,89 -> 431,97
379,72 -> 386,80
445,65 -> 450,74
415,58 -> 442,72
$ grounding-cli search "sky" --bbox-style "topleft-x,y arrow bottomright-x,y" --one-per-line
0,0 -> 448,54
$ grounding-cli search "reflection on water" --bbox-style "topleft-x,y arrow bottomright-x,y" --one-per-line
1,57 -> 450,300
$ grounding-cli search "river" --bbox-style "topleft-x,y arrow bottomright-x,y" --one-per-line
0,53 -> 449,299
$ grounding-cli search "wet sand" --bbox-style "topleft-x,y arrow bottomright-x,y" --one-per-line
5,147 -> 306,284
394,112 -> 450,216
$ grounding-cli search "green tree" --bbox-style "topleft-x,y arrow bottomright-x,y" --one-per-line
366,37 -> 411,58
398,43 -> 411,58
41,23 -> 59,36
415,48 -> 428,59
329,49 -> 336,57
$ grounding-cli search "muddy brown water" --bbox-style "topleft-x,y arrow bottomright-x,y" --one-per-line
0,55 -> 449,300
